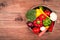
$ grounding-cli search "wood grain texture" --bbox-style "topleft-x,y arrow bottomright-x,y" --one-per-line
0,0 -> 60,40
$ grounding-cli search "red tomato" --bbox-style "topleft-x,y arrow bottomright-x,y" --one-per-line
44,10 -> 51,16
32,27 -> 40,34
39,14 -> 46,20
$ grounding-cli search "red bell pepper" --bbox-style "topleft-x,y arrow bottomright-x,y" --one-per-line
48,21 -> 55,32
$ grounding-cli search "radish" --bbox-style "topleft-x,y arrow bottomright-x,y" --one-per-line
50,12 -> 57,21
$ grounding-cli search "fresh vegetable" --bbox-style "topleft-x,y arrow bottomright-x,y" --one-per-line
39,14 -> 46,20
43,18 -> 51,26
27,21 -> 33,27
39,6 -> 44,11
45,26 -> 49,29
26,9 -> 36,22
44,10 -> 51,16
36,9 -> 42,18
50,12 -> 57,21
40,26 -> 46,31
26,6 -> 56,34
48,21 -> 55,32
33,18 -> 43,27
32,27 -> 40,34
36,6 -> 44,18
39,7 -> 49,18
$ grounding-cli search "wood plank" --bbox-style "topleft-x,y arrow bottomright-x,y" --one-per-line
0,21 -> 27,28
0,0 -> 60,40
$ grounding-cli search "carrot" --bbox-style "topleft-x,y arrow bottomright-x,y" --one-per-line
38,28 -> 48,37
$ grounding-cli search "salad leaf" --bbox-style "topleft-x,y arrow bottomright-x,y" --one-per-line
26,9 -> 36,22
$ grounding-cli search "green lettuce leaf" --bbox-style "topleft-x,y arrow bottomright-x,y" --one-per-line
26,9 -> 36,22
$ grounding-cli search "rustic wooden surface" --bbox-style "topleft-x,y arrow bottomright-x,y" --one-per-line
0,0 -> 60,40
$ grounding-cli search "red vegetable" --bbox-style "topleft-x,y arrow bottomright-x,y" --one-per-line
27,21 -> 33,27
44,10 -> 51,16
32,27 -> 40,34
39,14 -> 46,20
33,18 -> 43,27
48,21 -> 55,32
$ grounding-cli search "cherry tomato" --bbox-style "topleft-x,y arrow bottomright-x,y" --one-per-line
32,27 -> 40,34
39,14 -> 46,20
44,10 -> 51,16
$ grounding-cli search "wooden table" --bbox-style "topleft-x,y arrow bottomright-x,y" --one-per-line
0,0 -> 60,40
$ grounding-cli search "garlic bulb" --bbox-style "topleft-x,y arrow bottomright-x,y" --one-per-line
50,12 -> 57,21
40,26 -> 46,31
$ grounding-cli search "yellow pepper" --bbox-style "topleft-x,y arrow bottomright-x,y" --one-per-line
36,7 -> 49,18
45,26 -> 49,29
36,9 -> 42,18
39,7 -> 49,18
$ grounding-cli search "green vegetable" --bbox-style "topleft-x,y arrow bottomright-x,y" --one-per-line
43,18 -> 51,26
26,9 -> 36,22
39,6 -> 44,11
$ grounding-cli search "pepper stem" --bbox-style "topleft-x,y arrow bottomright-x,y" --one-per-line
36,20 -> 40,24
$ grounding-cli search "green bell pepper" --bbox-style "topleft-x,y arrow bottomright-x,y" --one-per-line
43,18 -> 51,27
